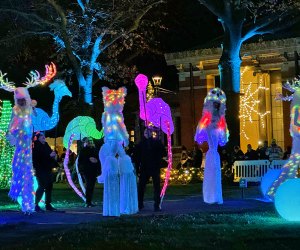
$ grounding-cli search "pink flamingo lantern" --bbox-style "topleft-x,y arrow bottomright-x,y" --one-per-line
135,74 -> 174,206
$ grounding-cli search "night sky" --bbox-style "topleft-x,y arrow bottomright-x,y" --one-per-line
0,0 -> 299,137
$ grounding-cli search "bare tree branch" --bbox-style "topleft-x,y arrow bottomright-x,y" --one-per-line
0,8 -> 59,28
47,0 -> 85,83
198,0 -> 225,20
0,31 -> 54,44
241,10 -> 294,42
101,0 -> 164,51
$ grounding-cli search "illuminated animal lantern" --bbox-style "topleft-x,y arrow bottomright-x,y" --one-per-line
0,63 -> 56,213
194,88 -> 228,146
194,88 -> 229,204
101,87 -> 129,145
134,74 -> 174,135
63,116 -> 104,201
32,79 -> 72,131
134,74 -> 174,206
99,86 -> 138,216
266,79 -> 300,201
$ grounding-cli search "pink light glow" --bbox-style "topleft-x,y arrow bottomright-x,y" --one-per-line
217,116 -> 226,130
146,98 -> 174,134
134,74 -> 148,90
40,62 -> 57,85
135,73 -> 175,206
64,133 -> 86,202
199,111 -> 212,128
160,121 -> 173,205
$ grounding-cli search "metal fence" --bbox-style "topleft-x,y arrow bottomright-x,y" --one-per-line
232,160 -> 288,182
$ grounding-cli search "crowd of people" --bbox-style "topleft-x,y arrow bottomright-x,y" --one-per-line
219,139 -> 288,166
177,139 -> 290,184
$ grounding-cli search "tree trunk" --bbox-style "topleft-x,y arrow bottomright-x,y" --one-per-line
83,73 -> 93,105
218,27 -> 242,149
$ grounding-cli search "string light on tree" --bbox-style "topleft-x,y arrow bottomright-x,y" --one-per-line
146,81 -> 154,101
240,68 -> 270,139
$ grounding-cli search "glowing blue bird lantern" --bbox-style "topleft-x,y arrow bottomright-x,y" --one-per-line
275,179 -> 300,221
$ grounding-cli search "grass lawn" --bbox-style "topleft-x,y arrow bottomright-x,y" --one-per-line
0,182 -> 206,210
2,211 -> 300,249
2,183 -> 300,249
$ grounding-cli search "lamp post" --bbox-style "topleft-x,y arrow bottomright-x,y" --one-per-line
152,75 -> 163,96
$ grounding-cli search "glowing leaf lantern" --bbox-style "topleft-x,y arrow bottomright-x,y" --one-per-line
63,116 -> 104,148
63,116 -> 104,200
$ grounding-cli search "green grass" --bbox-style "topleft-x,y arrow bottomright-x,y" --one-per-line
0,182 -> 258,210
0,182 -> 205,210
2,211 -> 300,249
3,183 -> 298,249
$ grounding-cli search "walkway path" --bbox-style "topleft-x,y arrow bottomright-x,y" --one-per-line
1,186 -> 273,225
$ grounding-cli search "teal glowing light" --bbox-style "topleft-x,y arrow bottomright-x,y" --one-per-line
274,179 -> 300,221
63,116 -> 104,199
63,116 -> 104,148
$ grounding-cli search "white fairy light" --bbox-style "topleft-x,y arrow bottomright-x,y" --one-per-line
240,68 -> 270,139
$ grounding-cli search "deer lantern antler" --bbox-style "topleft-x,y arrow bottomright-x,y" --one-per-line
0,71 -> 16,92
0,63 -> 57,93
23,62 -> 57,88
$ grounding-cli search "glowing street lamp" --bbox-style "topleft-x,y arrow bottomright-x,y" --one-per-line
152,75 -> 162,96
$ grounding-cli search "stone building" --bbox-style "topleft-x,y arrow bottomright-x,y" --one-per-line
164,37 -> 300,153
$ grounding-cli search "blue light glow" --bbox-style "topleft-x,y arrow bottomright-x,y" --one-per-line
260,169 -> 282,198
275,179 -> 300,221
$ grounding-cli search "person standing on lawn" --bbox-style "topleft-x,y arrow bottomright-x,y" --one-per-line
78,137 -> 101,207
32,132 -> 58,212
135,127 -> 167,212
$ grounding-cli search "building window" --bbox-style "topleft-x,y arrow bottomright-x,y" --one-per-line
130,130 -> 135,142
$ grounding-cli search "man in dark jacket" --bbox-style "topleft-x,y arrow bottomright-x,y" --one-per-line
78,137 -> 101,207
230,145 -> 245,165
244,144 -> 258,160
135,128 -> 167,212
192,144 -> 203,168
33,132 -> 58,212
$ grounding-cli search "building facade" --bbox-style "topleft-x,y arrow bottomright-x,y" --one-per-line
165,37 -> 300,152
